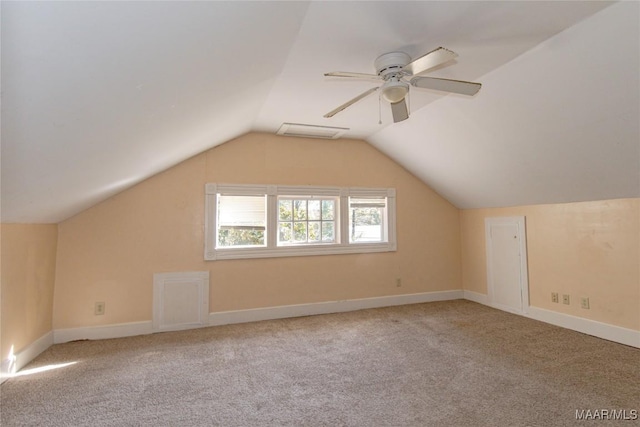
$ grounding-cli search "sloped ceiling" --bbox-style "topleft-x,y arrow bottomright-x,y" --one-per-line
369,2 -> 640,208
2,1 -> 637,223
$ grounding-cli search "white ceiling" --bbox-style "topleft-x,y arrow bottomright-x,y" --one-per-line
2,1 -> 637,223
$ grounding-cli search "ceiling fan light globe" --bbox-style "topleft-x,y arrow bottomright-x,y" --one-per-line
382,80 -> 409,103
382,86 -> 407,103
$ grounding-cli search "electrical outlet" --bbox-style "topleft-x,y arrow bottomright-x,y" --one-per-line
95,302 -> 105,315
581,297 -> 590,309
551,292 -> 559,303
395,278 -> 402,287
562,294 -> 570,305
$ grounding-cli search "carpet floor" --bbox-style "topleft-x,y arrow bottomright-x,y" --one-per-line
1,300 -> 638,426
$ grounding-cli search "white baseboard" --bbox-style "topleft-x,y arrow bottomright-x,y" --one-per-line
463,290 -> 488,305
54,321 -> 153,344
1,331 -> 54,384
51,291 -> 463,344
461,291 -> 640,348
525,306 -> 640,348
10,292 -> 460,381
23,289 -> 636,378
209,290 -> 464,326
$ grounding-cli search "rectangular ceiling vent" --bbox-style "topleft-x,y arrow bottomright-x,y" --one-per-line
276,123 -> 349,140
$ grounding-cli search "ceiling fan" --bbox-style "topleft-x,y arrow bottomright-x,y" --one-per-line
323,47 -> 481,123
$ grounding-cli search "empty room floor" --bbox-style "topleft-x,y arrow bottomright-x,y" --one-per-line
1,300 -> 638,426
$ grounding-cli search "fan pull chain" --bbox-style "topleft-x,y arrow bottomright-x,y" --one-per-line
378,93 -> 382,125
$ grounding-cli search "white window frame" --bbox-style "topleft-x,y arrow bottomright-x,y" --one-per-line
276,195 -> 339,246
348,195 -> 389,244
205,184 -> 396,261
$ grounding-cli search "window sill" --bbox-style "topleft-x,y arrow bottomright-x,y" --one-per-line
205,242 -> 397,261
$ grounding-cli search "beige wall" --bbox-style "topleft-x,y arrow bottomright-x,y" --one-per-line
54,133 -> 462,329
1,224 -> 58,362
4,134 -> 638,351
460,198 -> 640,331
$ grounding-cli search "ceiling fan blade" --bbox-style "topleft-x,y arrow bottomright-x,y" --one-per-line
390,99 -> 409,123
324,87 -> 379,118
404,47 -> 458,76
325,71 -> 381,82
410,76 -> 482,96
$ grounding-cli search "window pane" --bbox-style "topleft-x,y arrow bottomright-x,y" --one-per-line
277,197 -> 338,246
308,200 -> 321,220
279,200 -> 292,221
293,200 -> 307,220
217,195 -> 266,247
279,222 -> 292,243
349,197 -> 386,243
308,221 -> 321,242
218,228 -> 265,247
293,222 -> 307,242
322,200 -> 334,220
321,222 -> 335,242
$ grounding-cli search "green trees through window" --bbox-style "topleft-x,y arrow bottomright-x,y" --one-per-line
278,198 -> 336,244
205,183 -> 396,261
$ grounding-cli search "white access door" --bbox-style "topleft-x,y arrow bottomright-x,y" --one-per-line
153,271 -> 210,332
485,217 -> 529,314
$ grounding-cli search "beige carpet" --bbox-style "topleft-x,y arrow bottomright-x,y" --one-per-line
1,300 -> 638,426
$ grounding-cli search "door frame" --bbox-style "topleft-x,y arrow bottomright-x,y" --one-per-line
485,216 -> 530,315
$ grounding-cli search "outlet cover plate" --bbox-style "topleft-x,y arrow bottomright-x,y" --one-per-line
95,302 -> 105,315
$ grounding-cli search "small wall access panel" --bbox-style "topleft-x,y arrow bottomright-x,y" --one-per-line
153,271 -> 210,332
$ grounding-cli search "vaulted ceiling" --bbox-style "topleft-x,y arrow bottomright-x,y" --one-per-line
2,1 -> 638,223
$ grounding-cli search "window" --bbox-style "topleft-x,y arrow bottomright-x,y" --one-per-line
278,198 -> 337,245
205,184 -> 396,260
349,196 -> 387,243
217,195 -> 266,247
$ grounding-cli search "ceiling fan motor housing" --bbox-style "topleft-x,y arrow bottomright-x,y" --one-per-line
374,51 -> 411,78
